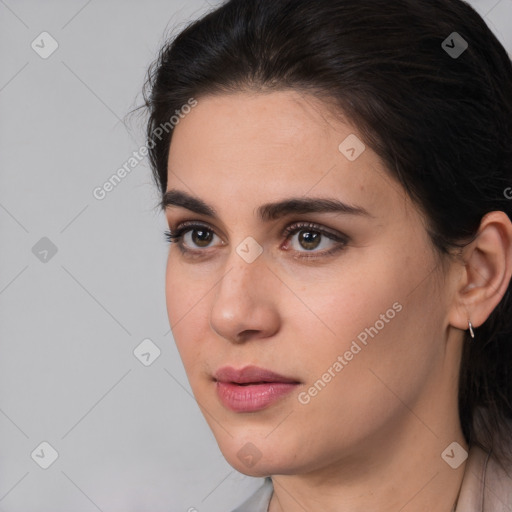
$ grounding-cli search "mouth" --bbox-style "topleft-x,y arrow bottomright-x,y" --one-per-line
213,365 -> 301,412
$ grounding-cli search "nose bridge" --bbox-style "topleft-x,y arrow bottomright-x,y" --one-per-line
209,242 -> 276,341
215,242 -> 266,307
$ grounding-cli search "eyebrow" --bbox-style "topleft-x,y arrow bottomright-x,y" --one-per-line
161,189 -> 372,221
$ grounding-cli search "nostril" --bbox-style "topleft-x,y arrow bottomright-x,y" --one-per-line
236,329 -> 260,342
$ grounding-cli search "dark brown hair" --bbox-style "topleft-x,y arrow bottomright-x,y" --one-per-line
141,0 -> 512,468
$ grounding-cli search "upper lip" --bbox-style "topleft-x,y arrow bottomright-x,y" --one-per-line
214,365 -> 300,384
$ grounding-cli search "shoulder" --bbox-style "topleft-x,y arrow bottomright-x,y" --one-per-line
229,477 -> 273,512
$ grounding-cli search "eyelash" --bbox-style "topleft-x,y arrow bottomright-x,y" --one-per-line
164,221 -> 349,260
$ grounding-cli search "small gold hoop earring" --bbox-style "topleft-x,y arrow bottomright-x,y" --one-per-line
468,321 -> 475,339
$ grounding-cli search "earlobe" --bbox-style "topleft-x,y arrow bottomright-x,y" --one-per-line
449,211 -> 512,335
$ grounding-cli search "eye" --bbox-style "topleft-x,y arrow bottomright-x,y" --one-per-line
165,222 -> 221,251
164,221 -> 349,260
281,222 -> 348,259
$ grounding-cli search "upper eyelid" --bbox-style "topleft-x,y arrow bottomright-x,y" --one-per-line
171,220 -> 343,237
172,220 -> 224,240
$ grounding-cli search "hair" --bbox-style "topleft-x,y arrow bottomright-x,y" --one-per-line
140,0 -> 512,468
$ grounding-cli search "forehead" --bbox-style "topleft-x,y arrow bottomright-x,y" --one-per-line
169,90 -> 344,167
166,90 -> 407,221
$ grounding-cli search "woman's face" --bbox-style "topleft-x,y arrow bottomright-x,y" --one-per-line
164,90 -> 460,476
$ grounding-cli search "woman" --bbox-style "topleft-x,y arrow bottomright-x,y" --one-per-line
141,0 -> 512,510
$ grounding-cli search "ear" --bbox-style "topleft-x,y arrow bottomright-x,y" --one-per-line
449,211 -> 512,334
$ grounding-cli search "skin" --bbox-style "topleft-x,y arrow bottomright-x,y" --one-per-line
163,90 -> 512,512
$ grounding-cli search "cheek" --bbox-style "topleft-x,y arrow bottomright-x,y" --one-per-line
291,247 -> 440,396
165,255 -> 182,326
164,255 -> 207,362
300,273 -> 441,414
289,261 -> 400,349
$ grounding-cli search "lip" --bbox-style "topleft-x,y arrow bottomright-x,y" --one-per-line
214,365 -> 300,384
214,365 -> 301,412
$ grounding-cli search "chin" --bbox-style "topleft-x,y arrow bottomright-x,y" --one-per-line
226,456 -> 295,478
216,437 -> 302,478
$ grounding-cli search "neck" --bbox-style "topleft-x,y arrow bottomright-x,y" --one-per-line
268,402 -> 468,512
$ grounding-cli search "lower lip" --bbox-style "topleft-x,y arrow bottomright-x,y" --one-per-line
215,381 -> 299,412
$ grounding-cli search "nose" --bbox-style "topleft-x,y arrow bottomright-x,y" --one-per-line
209,249 -> 281,344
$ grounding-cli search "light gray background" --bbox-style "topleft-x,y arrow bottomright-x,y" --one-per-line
0,1 -> 511,511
